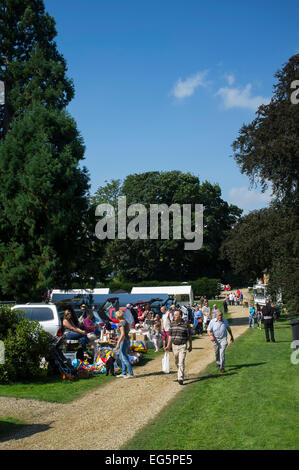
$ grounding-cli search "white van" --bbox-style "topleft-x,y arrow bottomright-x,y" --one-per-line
252,284 -> 282,306
131,285 -> 194,307
12,303 -> 62,337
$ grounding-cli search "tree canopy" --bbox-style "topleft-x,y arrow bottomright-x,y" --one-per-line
224,55 -> 299,314
0,0 -> 74,138
232,54 -> 299,206
93,171 -> 242,282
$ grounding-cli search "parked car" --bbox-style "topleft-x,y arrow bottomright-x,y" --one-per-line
12,303 -> 63,337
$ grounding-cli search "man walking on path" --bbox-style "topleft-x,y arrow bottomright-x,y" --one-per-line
165,310 -> 192,385
207,310 -> 234,372
262,301 -> 276,343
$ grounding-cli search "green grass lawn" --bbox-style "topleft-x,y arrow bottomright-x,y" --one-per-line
122,318 -> 299,450
0,348 -> 159,404
0,372 -> 116,403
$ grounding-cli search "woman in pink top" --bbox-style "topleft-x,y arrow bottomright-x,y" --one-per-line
83,311 -> 100,338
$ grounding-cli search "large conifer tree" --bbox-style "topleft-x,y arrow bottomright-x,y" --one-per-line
0,1 -> 102,301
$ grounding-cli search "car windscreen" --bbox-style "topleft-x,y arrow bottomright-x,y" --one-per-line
93,310 -> 109,323
13,307 -> 54,322
30,307 -> 54,321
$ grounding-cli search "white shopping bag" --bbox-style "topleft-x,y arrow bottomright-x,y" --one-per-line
162,352 -> 170,374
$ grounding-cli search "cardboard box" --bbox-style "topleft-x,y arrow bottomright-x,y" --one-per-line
129,332 -> 136,341
136,334 -> 147,341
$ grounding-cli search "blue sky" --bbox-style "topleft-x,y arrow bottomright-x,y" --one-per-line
44,0 -> 298,212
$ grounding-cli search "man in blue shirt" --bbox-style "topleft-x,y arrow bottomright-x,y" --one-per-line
207,310 -> 234,372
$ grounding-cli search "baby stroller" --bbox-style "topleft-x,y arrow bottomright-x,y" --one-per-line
49,334 -> 78,380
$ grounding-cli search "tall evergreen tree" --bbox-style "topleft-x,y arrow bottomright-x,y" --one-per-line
0,1 -> 103,301
0,0 -> 74,138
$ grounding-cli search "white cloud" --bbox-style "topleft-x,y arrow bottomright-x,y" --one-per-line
171,70 -> 209,99
225,73 -> 235,85
228,186 -> 273,212
216,83 -> 270,111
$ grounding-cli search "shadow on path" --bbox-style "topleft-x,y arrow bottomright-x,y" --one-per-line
228,361 -> 266,370
0,422 -> 52,444
230,317 -> 251,327
183,360 -> 267,385
183,372 -> 237,385
136,371 -> 176,379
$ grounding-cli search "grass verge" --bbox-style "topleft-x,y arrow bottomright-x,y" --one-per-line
0,372 -> 116,404
122,318 -> 298,450
0,347 -> 158,404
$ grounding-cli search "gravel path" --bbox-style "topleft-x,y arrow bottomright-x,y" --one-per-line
0,299 -> 250,450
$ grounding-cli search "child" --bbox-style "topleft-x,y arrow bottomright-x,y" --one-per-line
193,307 -> 203,335
152,322 -> 162,352
105,352 -> 115,376
256,304 -> 262,330
249,305 -> 256,329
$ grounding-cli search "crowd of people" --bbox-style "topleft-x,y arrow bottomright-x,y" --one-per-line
161,303 -> 234,383
224,290 -> 244,307
248,301 -> 279,343
61,293 -> 278,385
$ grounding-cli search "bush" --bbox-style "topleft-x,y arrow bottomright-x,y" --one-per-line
0,306 -> 51,384
108,280 -> 134,293
190,278 -> 221,299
